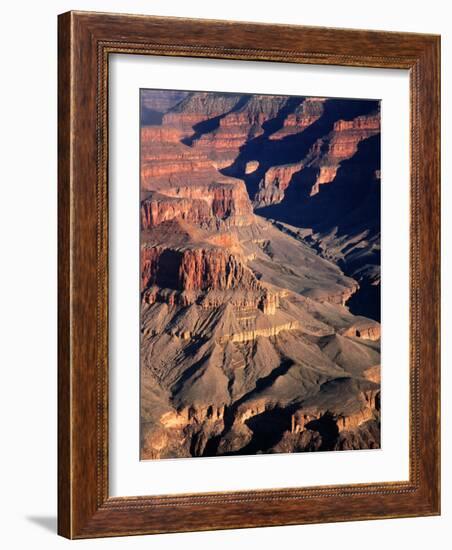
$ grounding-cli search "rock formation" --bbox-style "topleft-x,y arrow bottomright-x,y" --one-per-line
139,89 -> 381,459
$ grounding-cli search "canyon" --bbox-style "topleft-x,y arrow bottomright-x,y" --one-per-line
140,89 -> 381,459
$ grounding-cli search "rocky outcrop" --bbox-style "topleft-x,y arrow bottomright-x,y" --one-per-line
141,181 -> 253,230
342,318 -> 381,341
141,192 -> 210,229
218,95 -> 287,132
141,244 -> 262,294
245,161 -> 259,174
269,98 -> 325,140
290,385 -> 379,434
307,113 -> 380,195
253,161 -> 304,207
160,405 -> 226,427
303,283 -> 358,306
362,365 -> 381,383
221,320 -> 299,344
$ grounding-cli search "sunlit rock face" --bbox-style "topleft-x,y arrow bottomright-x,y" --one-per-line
139,89 -> 381,459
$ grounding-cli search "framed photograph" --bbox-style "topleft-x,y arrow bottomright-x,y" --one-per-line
58,11 -> 440,538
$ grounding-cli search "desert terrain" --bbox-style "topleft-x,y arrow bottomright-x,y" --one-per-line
140,90 -> 381,459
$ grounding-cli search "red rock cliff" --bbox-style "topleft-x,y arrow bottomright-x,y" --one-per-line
141,181 -> 253,230
141,245 -> 260,292
308,113 -> 380,195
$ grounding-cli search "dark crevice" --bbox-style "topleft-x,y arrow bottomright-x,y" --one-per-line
202,359 -> 294,457
305,412 -> 340,451
238,407 -> 294,454
345,280 -> 381,322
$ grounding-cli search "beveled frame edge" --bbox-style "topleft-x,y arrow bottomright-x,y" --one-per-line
58,10 -> 440,539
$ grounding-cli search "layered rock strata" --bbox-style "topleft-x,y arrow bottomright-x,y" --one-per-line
139,89 -> 381,459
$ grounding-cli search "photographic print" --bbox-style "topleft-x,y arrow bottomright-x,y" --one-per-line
140,89 -> 381,460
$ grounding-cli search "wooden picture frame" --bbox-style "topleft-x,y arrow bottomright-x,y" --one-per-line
58,10 -> 440,538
